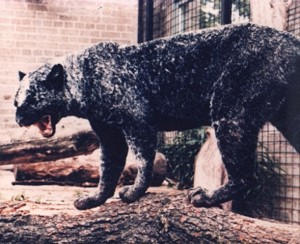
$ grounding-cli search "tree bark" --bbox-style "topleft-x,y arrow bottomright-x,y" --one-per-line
0,130 -> 99,166
0,192 -> 298,243
13,161 -> 99,186
250,0 -> 292,31
13,152 -> 167,187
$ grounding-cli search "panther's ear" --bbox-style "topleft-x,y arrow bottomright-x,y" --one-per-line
47,64 -> 65,89
18,71 -> 26,81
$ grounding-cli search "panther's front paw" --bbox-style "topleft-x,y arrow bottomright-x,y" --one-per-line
187,187 -> 213,208
119,186 -> 145,203
74,195 -> 106,210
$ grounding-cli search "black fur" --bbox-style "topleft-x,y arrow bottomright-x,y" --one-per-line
15,23 -> 300,210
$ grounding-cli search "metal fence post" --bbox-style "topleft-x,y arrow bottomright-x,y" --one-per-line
221,0 -> 232,24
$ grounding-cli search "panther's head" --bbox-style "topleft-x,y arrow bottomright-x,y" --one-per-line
15,64 -> 66,138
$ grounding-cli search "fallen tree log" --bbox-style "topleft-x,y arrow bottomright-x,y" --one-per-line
13,161 -> 99,187
0,130 -> 99,166
12,152 -> 167,187
0,192 -> 298,243
0,129 -> 167,187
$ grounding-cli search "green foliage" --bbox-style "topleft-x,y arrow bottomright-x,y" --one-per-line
199,0 -> 221,29
233,142 -> 284,218
232,0 -> 250,18
158,128 -> 206,189
199,0 -> 250,28
159,129 -> 283,220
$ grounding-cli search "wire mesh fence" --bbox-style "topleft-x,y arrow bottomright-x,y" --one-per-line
139,0 -> 250,42
139,0 -> 300,225
288,0 -> 300,35
257,123 -> 300,224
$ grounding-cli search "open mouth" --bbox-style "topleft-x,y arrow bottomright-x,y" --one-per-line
34,115 -> 56,138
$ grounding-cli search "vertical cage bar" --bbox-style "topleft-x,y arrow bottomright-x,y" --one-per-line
221,0 -> 232,24
146,0 -> 154,41
138,0 -> 145,43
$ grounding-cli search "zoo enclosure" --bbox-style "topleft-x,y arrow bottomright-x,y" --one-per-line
138,0 -> 300,225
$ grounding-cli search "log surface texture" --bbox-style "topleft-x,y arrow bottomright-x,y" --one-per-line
0,193 -> 299,243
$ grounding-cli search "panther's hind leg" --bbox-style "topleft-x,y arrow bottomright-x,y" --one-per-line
188,118 -> 259,207
74,122 -> 128,210
187,58 -> 286,207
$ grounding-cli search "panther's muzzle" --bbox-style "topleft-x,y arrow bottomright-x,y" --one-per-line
34,115 -> 56,138
16,114 -> 56,138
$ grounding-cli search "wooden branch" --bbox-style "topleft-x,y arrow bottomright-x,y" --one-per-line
12,152 -> 167,187
0,130 -> 99,166
0,192 -> 298,243
13,161 -> 99,187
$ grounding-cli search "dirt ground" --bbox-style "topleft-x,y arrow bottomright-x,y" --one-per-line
0,166 -> 178,216
0,119 -> 178,216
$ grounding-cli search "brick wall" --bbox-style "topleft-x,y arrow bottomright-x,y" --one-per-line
0,0 -> 137,143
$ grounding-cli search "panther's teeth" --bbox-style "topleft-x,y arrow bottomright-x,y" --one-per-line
34,115 -> 54,137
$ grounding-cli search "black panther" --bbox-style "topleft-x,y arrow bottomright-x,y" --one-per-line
15,23 -> 300,210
